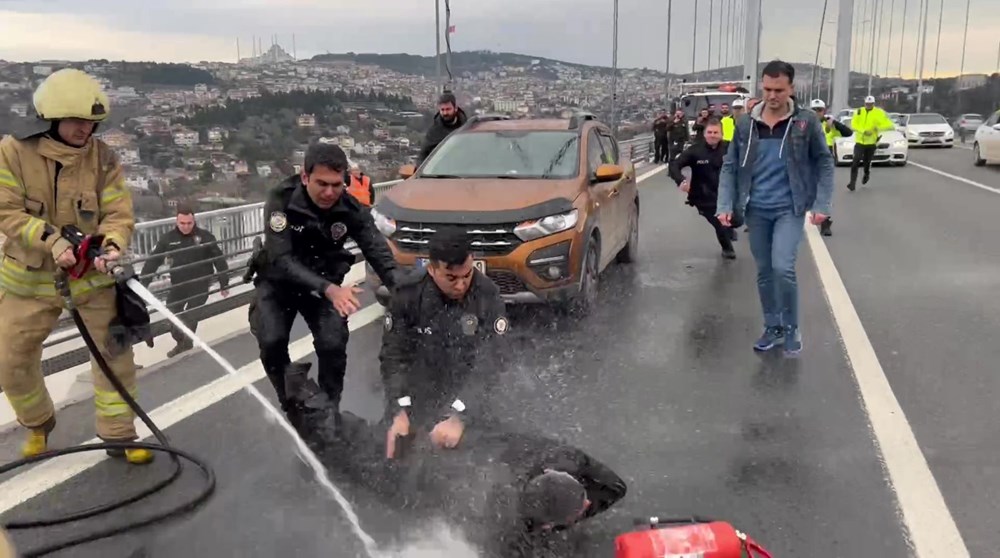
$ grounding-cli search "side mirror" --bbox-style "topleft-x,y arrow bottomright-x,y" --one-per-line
593,163 -> 624,183
398,164 -> 416,179
993,124 -> 1000,131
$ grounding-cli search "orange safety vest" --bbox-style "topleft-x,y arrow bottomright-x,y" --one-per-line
347,174 -> 372,206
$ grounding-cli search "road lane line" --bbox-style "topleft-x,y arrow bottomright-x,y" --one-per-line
0,303 -> 385,514
0,168 -> 670,505
909,161 -> 1000,195
804,222 -> 970,558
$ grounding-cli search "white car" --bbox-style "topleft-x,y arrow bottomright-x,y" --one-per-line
833,129 -> 909,167
900,113 -> 955,147
972,109 -> 1000,166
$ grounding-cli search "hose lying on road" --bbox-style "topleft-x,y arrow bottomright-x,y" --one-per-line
0,267 -> 216,557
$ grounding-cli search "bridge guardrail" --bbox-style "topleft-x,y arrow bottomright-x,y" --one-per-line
38,134 -> 654,377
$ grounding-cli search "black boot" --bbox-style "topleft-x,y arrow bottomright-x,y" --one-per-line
284,362 -> 340,447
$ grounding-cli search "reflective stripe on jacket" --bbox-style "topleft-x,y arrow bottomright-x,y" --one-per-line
0,134 -> 134,298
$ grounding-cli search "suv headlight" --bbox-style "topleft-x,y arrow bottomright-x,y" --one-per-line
514,210 -> 579,242
944,129 -> 954,137
370,207 -> 396,237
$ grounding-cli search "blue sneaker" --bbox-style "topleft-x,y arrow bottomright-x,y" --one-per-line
753,326 -> 785,352
783,326 -> 802,357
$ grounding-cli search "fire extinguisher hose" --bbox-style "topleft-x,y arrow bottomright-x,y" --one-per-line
0,271 -> 216,557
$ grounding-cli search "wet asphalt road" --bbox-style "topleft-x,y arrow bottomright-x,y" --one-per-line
2,150 -> 996,557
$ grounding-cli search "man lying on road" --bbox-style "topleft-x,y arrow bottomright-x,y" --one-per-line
281,363 -> 627,557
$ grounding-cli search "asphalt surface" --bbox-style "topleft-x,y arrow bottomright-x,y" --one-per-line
3,149 -> 994,557
824,146 -> 1000,558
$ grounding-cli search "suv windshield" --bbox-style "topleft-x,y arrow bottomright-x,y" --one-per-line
678,93 -> 743,120
420,130 -> 580,179
907,114 -> 947,125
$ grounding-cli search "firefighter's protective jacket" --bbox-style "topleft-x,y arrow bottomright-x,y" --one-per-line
0,134 -> 134,298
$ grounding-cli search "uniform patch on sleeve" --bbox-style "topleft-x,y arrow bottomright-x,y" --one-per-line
493,317 -> 509,335
383,312 -> 393,332
330,222 -> 348,240
269,211 -> 287,232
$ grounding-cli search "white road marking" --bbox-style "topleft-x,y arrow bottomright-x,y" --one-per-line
909,161 -> 1000,195
0,303 -> 385,514
636,164 -> 666,183
804,222 -> 970,558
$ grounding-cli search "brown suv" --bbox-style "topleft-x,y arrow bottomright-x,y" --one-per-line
367,113 -> 639,310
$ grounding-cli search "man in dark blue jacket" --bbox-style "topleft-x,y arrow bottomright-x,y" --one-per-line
716,60 -> 834,357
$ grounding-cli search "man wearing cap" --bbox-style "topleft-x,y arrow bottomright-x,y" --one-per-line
810,99 -> 853,236
848,95 -> 894,191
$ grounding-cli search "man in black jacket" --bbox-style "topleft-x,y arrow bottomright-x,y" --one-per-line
418,91 -> 468,163
380,229 -> 508,459
249,142 -> 398,420
665,109 -> 689,162
139,205 -> 230,357
652,112 -> 670,163
669,118 -> 736,259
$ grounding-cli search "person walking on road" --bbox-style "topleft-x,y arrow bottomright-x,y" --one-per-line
717,60 -> 834,357
810,99 -> 853,236
719,103 -> 736,142
669,118 -> 737,259
847,95 -> 894,191
138,205 -> 231,358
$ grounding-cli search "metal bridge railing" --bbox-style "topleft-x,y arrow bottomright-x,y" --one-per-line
40,135 -> 653,376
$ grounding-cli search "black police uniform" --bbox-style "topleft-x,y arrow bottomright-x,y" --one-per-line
380,268 -> 508,429
139,226 -> 230,344
250,174 -> 398,411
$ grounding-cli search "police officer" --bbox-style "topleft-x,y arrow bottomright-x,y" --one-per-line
0,69 -> 152,464
250,142 -> 398,422
810,99 -> 852,236
381,229 -> 509,459
139,204 -> 230,357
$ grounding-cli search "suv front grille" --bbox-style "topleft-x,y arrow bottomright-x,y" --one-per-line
486,270 -> 528,295
394,222 -> 524,256
919,131 -> 945,137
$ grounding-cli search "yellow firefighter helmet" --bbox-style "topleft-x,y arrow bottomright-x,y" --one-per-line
32,68 -> 110,122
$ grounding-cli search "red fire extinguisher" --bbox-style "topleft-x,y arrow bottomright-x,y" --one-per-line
615,516 -> 773,558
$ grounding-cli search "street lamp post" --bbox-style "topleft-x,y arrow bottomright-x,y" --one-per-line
867,0 -> 878,95
665,0 -> 673,102
435,0 -> 442,93
956,0 -> 970,114
611,0 -> 619,134
916,0 -> 930,112
693,0 -> 699,73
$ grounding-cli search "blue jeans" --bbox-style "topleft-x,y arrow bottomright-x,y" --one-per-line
746,206 -> 806,329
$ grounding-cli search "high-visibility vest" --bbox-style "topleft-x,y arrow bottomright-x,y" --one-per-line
347,174 -> 372,206
721,115 -> 736,142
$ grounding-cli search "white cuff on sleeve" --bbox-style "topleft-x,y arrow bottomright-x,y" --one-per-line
451,399 -> 466,413
397,396 -> 412,408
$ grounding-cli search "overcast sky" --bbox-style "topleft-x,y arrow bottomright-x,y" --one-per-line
2,0 -> 998,77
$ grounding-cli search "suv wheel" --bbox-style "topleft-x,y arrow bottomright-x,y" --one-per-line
572,240 -> 600,314
616,202 -> 639,263
973,143 -> 986,166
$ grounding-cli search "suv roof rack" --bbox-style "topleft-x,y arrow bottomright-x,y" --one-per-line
463,114 -> 513,129
568,111 -> 597,130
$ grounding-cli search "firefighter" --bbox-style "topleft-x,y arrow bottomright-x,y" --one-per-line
0,69 -> 152,463
249,142 -> 398,425
346,161 -> 374,207
381,229 -> 509,460
138,204 -> 231,357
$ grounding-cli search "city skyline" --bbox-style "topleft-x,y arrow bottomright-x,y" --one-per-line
2,0 -> 999,78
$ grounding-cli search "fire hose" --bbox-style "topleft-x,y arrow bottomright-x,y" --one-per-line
0,226 -> 216,557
